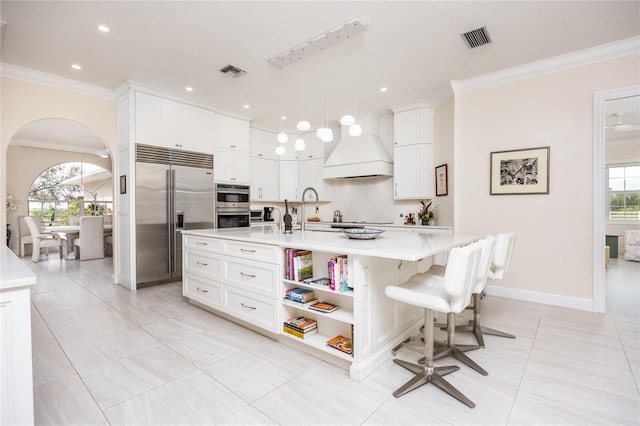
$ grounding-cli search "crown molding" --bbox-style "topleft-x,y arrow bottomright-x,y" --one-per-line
391,100 -> 432,113
0,63 -> 115,100
451,36 -> 639,95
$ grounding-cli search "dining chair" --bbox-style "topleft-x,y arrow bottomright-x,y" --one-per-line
24,216 -> 66,262
384,241 -> 482,408
18,215 -> 33,257
73,216 -> 105,260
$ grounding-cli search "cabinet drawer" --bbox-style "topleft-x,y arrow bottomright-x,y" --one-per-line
184,235 -> 222,253
223,240 -> 278,263
183,273 -> 222,310
224,287 -> 278,333
184,250 -> 221,280
223,258 -> 278,297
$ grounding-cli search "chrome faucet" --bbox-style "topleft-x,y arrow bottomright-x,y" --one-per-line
300,187 -> 319,231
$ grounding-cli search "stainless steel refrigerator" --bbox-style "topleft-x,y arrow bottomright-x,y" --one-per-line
135,144 -> 214,287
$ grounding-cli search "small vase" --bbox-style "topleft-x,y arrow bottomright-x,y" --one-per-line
421,217 -> 430,226
6,224 -> 11,246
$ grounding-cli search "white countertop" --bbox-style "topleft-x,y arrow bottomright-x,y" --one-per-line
183,227 -> 476,261
0,246 -> 37,290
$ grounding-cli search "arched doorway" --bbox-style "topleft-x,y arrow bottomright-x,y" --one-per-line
5,118 -> 115,270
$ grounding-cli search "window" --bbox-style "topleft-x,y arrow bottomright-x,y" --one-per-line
28,162 -> 112,226
607,163 -> 640,221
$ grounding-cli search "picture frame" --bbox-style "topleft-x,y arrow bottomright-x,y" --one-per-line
435,164 -> 448,196
119,175 -> 127,194
490,146 -> 550,195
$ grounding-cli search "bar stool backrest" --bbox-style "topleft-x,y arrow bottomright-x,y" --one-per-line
489,233 -> 516,280
472,236 -> 496,294
443,242 -> 482,313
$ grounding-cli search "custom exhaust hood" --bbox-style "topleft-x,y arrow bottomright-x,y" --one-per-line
323,114 -> 393,179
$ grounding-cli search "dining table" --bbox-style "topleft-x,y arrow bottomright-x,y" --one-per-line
46,224 -> 113,260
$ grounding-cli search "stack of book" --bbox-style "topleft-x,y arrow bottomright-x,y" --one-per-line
328,255 -> 350,292
283,316 -> 318,339
285,287 -> 316,304
284,249 -> 313,281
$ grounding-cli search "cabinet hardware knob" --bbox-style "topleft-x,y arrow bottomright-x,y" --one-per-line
240,248 -> 256,253
196,242 -> 207,246
196,261 -> 208,266
240,272 -> 256,278
196,287 -> 208,293
240,302 -> 257,310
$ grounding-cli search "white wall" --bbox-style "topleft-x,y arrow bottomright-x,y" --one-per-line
433,96 -> 455,227
455,54 -> 639,305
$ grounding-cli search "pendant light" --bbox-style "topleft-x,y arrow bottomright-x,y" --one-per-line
275,67 -> 288,155
294,137 -> 306,151
341,34 -> 359,134
296,59 -> 310,132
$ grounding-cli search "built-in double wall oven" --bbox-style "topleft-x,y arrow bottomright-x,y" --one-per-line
215,183 -> 250,228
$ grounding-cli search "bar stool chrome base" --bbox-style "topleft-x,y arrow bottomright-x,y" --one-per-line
456,293 -> 516,347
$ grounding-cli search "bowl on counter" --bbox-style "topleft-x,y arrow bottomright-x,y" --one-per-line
342,228 -> 385,240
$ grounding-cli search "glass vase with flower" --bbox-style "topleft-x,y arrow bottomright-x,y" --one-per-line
418,199 -> 436,226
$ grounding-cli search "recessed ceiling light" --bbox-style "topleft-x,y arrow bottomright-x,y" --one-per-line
281,116 -> 287,120
185,87 -> 193,92
380,87 -> 388,92
71,64 -> 81,70
97,24 -> 110,33
243,104 -> 250,109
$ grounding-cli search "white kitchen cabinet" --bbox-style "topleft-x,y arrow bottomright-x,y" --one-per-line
179,103 -> 214,154
214,148 -> 250,184
394,143 -> 434,199
250,157 -> 279,201
134,92 -> 214,153
135,92 -> 179,148
250,128 -> 278,160
298,132 -> 326,160
392,103 -> 434,200
393,105 -> 433,147
298,158 -> 331,201
214,114 -> 250,152
279,160 -> 298,202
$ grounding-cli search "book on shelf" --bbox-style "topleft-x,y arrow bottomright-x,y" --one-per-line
283,316 -> 317,331
283,324 -> 318,339
308,301 -> 340,313
327,335 -> 353,354
328,255 -> 350,292
284,249 -> 314,281
285,287 -> 315,303
304,277 -> 331,287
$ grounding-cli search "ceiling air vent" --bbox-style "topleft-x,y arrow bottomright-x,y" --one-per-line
461,26 -> 492,49
219,64 -> 247,78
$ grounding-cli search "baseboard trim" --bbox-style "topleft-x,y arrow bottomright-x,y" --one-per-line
485,284 -> 593,312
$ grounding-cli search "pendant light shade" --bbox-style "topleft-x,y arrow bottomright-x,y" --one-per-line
348,123 -> 362,137
275,145 -> 286,156
316,127 -> 325,138
294,138 -> 306,151
321,128 -> 333,143
277,132 -> 288,144
340,115 -> 355,126
296,120 -> 311,131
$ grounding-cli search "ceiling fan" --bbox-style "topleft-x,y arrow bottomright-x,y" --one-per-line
608,113 -> 640,131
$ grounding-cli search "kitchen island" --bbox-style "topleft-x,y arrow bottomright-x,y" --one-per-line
0,246 -> 36,424
181,227 -> 476,381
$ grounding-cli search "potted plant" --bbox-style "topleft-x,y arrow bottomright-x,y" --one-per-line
418,199 -> 436,226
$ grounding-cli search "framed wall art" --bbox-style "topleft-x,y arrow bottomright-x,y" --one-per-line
490,146 -> 549,195
435,163 -> 448,196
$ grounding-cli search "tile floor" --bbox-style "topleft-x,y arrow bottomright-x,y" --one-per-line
26,255 -> 639,425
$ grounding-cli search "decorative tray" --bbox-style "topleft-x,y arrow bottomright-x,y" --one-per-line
342,228 -> 385,240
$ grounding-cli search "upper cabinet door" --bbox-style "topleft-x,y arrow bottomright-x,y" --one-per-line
394,107 -> 433,147
250,128 -> 278,160
214,114 -> 250,152
179,104 -> 214,154
135,92 -> 179,148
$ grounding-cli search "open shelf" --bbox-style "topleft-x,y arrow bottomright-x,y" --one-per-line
283,278 -> 354,298
280,330 -> 353,361
282,299 -> 354,323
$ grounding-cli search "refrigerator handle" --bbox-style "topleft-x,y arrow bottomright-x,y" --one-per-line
171,169 -> 177,274
166,169 -> 173,275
